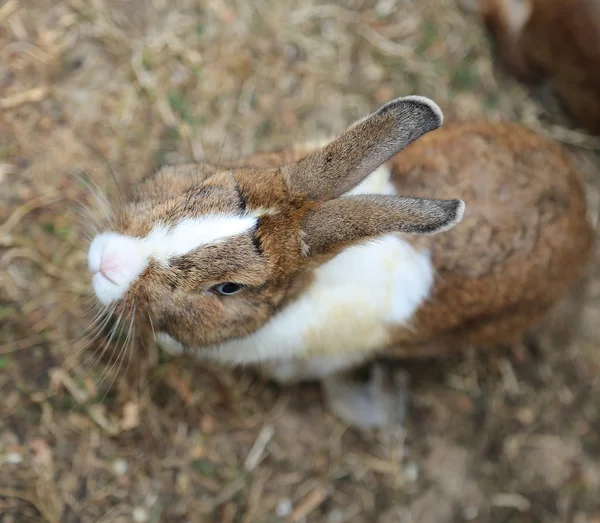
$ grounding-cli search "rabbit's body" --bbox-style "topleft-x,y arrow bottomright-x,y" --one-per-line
155,121 -> 593,385
482,0 -> 600,134
87,97 -> 593,426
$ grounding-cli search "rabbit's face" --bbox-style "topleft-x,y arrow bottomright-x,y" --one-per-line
88,165 -> 314,347
87,96 -> 466,352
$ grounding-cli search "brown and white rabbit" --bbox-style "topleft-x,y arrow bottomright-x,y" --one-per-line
87,96 -> 593,428
481,0 -> 600,134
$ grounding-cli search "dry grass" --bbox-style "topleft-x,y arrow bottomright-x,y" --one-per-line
1,0 -> 600,521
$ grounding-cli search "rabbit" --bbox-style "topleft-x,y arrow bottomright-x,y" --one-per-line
87,96 -> 594,429
480,0 -> 600,134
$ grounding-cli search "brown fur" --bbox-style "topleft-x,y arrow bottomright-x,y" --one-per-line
386,121 -> 593,355
481,0 -> 600,134
102,98 -> 463,350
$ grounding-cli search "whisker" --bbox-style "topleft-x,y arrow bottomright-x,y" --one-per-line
75,161 -> 116,212
71,218 -> 100,239
124,311 -> 136,375
86,306 -> 124,373
82,295 -> 102,309
66,203 -> 99,226
74,308 -> 110,344
79,229 -> 98,245
87,303 -> 115,329
84,299 -> 105,315
78,229 -> 99,245
79,295 -> 102,315
83,305 -> 114,334
147,311 -> 156,342
79,304 -> 112,340
194,130 -> 207,186
214,131 -> 228,177
65,207 -> 101,238
75,195 -> 103,216
180,123 -> 200,188
69,171 -> 115,225
73,202 -> 104,226
78,306 -> 100,326
80,141 -> 126,228
82,302 -> 102,317
73,203 -> 107,236
99,305 -> 135,400
67,195 -> 110,247
67,305 -> 117,363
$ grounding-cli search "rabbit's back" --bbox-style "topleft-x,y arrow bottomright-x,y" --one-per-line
386,121 -> 593,353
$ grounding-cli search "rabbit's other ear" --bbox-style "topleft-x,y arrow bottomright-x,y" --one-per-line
284,96 -> 443,201
301,194 -> 465,257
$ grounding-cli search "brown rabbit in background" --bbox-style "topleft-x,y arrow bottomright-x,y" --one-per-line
87,96 -> 593,428
481,0 -> 600,134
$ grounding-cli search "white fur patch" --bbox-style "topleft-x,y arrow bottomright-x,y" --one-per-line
189,165 -> 435,371
89,214 -> 257,305
140,215 -> 258,265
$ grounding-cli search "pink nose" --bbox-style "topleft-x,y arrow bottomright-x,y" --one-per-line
89,233 -> 144,283
88,233 -> 148,305
99,245 -> 138,283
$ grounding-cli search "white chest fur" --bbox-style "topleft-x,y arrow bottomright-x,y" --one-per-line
156,162 -> 436,367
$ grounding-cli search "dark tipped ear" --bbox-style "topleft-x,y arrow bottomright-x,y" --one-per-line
284,96 -> 443,201
301,195 -> 465,256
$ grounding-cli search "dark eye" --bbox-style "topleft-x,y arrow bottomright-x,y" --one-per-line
212,282 -> 243,295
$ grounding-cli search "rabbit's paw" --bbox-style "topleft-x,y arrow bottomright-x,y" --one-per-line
322,362 -> 410,429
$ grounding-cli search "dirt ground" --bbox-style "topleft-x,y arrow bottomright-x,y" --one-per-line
1,0 -> 600,522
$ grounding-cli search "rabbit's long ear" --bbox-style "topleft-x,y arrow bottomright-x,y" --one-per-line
301,194 -> 465,257
284,96 -> 443,201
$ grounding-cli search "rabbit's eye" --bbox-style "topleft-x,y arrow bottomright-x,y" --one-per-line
212,282 -> 243,295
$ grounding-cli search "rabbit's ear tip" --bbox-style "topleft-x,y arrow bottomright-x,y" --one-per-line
285,95 -> 445,201
382,96 -> 444,127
